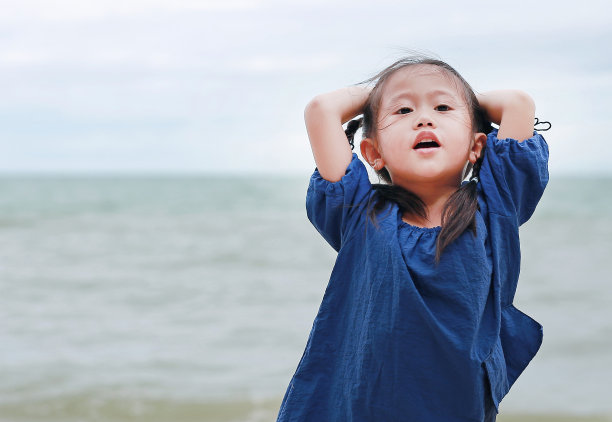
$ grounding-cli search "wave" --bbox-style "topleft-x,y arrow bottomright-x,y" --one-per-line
0,392 -> 282,422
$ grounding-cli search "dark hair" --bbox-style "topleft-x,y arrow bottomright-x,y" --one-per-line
345,55 -> 493,262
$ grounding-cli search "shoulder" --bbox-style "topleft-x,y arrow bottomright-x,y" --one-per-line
306,154 -> 375,251
479,129 -> 549,224
485,129 -> 549,163
308,153 -> 370,197
485,128 -> 549,158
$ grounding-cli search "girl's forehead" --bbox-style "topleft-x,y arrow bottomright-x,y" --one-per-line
380,65 -> 462,101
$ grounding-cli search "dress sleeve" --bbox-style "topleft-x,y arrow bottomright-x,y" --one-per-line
479,129 -> 549,225
306,153 -> 372,251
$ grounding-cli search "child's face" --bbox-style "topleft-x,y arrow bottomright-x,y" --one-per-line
364,65 -> 483,190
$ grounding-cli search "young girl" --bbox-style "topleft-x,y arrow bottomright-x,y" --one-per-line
277,56 -> 549,422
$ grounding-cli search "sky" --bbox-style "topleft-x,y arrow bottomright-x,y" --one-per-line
0,0 -> 611,175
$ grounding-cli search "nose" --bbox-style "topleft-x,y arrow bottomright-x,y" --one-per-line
413,110 -> 435,129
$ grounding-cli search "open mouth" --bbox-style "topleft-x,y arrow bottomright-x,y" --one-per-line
414,140 -> 440,149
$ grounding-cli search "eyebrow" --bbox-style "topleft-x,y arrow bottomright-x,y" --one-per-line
385,89 -> 456,105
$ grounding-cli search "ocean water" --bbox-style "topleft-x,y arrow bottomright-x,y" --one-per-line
1,173 -> 611,422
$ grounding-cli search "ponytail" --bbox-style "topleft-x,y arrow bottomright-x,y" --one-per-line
344,118 -> 363,151
435,153 -> 484,263
368,184 -> 427,228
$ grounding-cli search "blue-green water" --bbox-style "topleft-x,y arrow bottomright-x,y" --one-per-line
1,174 -> 611,421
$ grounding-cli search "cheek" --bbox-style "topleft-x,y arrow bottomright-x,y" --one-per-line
382,137 -> 409,154
456,133 -> 476,153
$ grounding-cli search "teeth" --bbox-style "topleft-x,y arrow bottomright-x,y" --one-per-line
418,139 -> 436,145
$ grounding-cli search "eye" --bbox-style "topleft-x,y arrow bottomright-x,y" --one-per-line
435,104 -> 450,111
398,107 -> 413,114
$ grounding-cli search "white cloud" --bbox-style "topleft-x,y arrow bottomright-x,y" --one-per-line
0,0 -> 610,173
0,0 -> 266,22
244,54 -> 341,73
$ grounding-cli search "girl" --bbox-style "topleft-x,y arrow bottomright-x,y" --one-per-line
277,56 -> 549,422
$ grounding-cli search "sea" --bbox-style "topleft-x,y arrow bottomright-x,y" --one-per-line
1,173 -> 611,422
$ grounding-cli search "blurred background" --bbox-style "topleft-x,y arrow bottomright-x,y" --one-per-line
1,0 -> 611,421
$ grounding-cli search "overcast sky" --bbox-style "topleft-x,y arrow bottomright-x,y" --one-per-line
0,0 -> 610,174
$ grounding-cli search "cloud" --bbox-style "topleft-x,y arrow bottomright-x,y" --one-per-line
0,0 -> 610,173
243,55 -> 341,73
0,0 -> 267,22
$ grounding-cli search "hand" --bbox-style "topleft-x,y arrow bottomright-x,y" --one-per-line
305,85 -> 373,181
477,90 -> 535,142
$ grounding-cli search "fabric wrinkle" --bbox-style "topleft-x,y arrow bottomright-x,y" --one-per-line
279,129 -> 549,421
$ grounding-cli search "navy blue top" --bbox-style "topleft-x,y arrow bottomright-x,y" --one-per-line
277,129 -> 549,422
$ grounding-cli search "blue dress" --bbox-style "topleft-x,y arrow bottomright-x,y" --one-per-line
277,129 -> 549,422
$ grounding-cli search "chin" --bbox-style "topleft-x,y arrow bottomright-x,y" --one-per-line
400,171 -> 463,187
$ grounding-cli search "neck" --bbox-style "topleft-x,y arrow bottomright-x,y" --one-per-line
397,180 -> 459,228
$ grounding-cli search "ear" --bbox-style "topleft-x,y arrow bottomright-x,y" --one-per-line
360,138 -> 385,170
469,132 -> 487,164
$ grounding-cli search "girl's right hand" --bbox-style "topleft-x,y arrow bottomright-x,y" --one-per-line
477,90 -> 535,142
304,86 -> 372,182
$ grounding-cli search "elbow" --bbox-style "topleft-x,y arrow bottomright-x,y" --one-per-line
304,96 -> 328,121
304,97 -> 317,117
513,90 -> 536,114
304,96 -> 337,133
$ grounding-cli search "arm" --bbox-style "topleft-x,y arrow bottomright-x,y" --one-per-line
477,90 -> 535,142
304,85 -> 372,182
